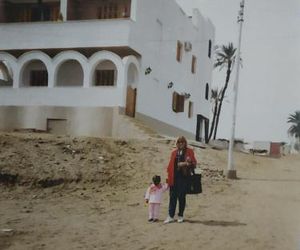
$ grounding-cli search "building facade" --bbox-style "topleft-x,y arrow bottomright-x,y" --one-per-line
0,0 -> 214,141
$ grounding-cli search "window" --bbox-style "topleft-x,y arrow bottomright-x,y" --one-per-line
205,83 -> 209,100
9,3 -> 59,22
208,40 -> 212,58
176,41 -> 183,62
172,92 -> 185,113
98,2 -> 130,19
30,70 -> 48,86
188,101 -> 193,118
96,70 -> 115,86
191,56 -> 197,74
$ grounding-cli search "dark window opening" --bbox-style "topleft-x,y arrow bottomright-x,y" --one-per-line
96,70 -> 115,86
192,55 -> 197,74
68,0 -> 131,21
30,70 -> 48,86
188,101 -> 193,118
2,1 -> 60,23
208,40 -> 212,58
205,83 -> 209,100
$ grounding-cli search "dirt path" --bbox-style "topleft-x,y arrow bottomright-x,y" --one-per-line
0,133 -> 300,250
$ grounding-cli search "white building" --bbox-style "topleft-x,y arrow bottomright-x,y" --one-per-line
0,0 -> 214,142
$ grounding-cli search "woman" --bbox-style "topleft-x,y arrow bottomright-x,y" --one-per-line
164,136 -> 197,223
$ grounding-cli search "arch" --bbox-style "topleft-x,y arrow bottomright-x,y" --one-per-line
56,60 -> 84,87
53,50 -> 87,87
89,51 -> 124,87
122,56 -> 140,117
123,55 -> 140,88
0,53 -> 18,87
18,51 -> 52,87
0,52 -> 17,69
21,59 -> 49,87
91,60 -> 117,86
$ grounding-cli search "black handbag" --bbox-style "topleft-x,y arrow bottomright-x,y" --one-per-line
187,173 -> 202,194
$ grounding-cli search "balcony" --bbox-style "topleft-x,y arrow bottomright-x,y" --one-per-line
0,0 -> 132,23
0,0 -> 135,50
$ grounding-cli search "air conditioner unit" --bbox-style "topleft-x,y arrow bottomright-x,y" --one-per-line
184,41 -> 192,51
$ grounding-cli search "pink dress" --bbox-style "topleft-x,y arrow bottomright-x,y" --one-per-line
145,184 -> 168,220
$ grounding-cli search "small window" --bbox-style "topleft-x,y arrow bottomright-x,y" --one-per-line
96,70 -> 115,86
208,40 -> 212,58
176,41 -> 183,62
172,91 -> 185,113
30,70 -> 48,86
205,83 -> 209,100
188,101 -> 193,118
191,55 -> 197,74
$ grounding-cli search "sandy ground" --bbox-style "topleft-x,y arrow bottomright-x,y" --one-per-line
0,132 -> 300,250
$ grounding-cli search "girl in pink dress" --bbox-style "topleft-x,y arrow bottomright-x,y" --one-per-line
145,175 -> 168,222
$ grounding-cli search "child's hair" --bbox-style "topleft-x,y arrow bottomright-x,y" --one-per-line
152,175 -> 161,186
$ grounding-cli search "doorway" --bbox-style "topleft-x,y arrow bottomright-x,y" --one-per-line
196,115 -> 209,143
125,86 -> 136,117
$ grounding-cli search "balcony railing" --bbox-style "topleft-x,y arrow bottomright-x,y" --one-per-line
0,0 -> 132,23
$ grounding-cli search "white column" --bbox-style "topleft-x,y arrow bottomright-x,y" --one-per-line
60,0 -> 68,21
227,0 -> 245,179
13,68 -> 19,89
130,0 -> 137,21
83,65 -> 90,88
48,68 -> 55,88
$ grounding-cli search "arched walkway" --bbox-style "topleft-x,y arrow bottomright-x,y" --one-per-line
53,51 -> 87,87
21,59 -> 48,87
56,59 -> 84,87
0,60 -> 13,86
92,60 -> 117,86
18,51 -> 52,87
0,52 -> 18,88
89,51 -> 124,87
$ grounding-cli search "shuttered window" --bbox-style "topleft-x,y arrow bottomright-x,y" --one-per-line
172,92 -> 185,113
176,41 -> 183,62
96,70 -> 115,86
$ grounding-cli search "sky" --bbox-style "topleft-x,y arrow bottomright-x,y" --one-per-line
176,0 -> 300,143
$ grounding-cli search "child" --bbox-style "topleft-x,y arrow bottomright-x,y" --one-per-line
145,175 -> 168,222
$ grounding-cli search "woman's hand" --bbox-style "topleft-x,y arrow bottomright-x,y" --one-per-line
178,162 -> 188,167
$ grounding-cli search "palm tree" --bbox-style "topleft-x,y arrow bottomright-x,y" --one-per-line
208,88 -> 219,141
212,43 -> 237,140
287,111 -> 300,139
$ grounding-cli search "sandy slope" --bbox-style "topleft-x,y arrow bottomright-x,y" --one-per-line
0,132 -> 300,250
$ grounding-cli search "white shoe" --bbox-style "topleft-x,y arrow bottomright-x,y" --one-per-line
164,216 -> 174,224
177,216 -> 184,223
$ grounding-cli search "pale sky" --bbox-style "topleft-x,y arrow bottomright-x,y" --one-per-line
177,0 -> 300,143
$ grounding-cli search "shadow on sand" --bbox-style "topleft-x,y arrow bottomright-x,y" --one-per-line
184,219 -> 247,227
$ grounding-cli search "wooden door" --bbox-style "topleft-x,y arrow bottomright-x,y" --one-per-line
125,86 -> 136,117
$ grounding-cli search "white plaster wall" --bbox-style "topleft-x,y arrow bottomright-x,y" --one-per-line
0,87 -> 123,107
128,0 -> 215,137
0,106 -> 115,137
0,20 -> 132,50
57,60 -> 83,86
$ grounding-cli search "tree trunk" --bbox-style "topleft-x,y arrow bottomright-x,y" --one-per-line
213,62 -> 232,140
208,98 -> 218,141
